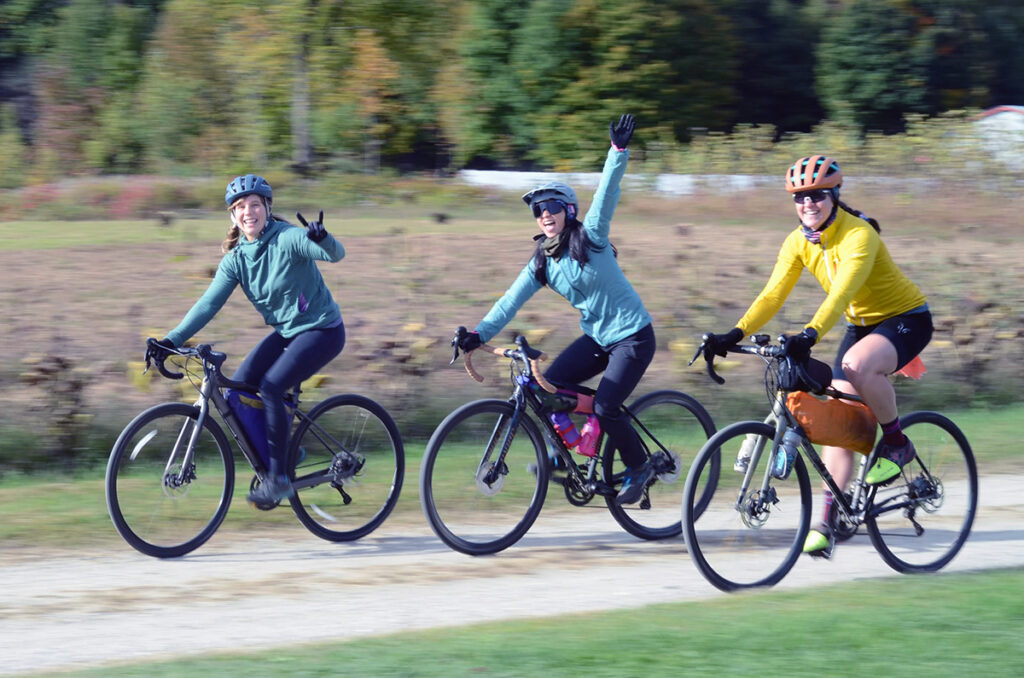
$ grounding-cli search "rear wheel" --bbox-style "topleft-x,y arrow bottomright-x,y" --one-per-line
420,399 -> 549,555
602,390 -> 717,539
106,403 -> 234,558
288,394 -> 404,542
865,411 -> 977,573
682,421 -> 811,592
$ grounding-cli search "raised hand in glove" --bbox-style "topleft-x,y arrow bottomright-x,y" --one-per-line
609,113 -> 636,150
296,210 -> 328,243
703,327 -> 744,358
782,328 -> 818,363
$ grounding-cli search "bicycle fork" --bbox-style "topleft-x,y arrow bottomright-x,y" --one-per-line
161,377 -> 215,490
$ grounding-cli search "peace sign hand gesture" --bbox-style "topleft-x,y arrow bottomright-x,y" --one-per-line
296,210 -> 328,243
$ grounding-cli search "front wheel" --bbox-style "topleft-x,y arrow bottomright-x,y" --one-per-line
682,421 -> 811,592
865,411 -> 978,573
106,402 -> 235,558
602,390 -> 717,540
420,399 -> 549,555
288,394 -> 404,542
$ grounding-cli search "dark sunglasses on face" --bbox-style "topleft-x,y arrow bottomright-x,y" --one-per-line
532,199 -> 566,218
793,189 -> 831,204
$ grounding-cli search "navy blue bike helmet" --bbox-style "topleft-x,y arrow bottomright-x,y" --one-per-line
225,174 -> 273,207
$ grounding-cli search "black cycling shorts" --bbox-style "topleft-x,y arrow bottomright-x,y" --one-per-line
832,309 -> 933,381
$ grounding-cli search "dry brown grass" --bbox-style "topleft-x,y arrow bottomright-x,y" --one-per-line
1,184 -> 1021,461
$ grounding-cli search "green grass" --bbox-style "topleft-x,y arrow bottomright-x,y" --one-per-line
37,568 -> 1024,677
1,404 -> 1020,550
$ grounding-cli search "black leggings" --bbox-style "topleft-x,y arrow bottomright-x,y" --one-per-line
232,323 -> 346,472
542,324 -> 656,468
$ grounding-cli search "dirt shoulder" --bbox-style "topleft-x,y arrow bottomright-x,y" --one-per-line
3,474 -> 1022,676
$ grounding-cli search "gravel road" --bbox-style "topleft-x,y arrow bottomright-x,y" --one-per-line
3,474 -> 1022,676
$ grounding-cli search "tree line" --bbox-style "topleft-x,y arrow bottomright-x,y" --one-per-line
0,0 -> 1021,184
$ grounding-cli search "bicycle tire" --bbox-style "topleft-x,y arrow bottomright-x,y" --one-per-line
865,410 -> 978,573
420,399 -> 549,555
287,394 -> 405,542
105,402 -> 235,558
602,390 -> 717,540
682,421 -> 811,592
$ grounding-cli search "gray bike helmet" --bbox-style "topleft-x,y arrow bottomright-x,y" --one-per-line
522,181 -> 578,218
225,174 -> 273,207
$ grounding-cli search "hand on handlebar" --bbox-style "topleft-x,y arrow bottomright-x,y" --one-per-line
145,337 -> 175,363
144,337 -> 184,379
450,326 -> 482,365
780,328 -> 817,363
702,328 -> 744,359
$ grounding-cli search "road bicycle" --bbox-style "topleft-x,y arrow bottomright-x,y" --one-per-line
105,339 -> 404,558
419,330 -> 716,555
681,334 -> 978,591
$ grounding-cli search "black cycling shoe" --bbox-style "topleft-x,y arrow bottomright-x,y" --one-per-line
247,474 -> 295,509
615,462 -> 655,505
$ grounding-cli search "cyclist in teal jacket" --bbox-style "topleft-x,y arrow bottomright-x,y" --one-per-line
456,114 -> 657,505
151,175 -> 347,506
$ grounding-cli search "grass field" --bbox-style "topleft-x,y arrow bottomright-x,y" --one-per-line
1,403 -> 1020,550
30,568 -> 1024,677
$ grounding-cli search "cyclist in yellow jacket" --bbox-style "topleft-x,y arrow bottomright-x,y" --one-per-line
702,155 -> 933,557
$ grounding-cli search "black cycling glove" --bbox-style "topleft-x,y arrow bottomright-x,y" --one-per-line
455,330 -> 482,353
609,113 -> 636,150
296,210 -> 328,243
782,328 -> 818,363
703,327 -> 744,358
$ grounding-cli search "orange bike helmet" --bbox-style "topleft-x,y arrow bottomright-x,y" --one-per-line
785,155 -> 842,193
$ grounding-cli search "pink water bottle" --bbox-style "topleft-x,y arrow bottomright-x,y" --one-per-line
576,415 -> 601,457
550,412 -> 580,448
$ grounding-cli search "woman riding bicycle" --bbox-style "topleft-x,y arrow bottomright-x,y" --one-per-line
454,114 -> 657,506
149,174 -> 347,506
701,155 -> 933,557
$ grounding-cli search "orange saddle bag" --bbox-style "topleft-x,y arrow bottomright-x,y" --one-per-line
786,392 -> 878,455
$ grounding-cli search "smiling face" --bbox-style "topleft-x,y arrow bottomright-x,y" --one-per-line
793,189 -> 834,231
536,206 -> 567,239
231,194 -> 269,241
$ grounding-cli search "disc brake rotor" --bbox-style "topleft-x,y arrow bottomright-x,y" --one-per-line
475,460 -> 507,496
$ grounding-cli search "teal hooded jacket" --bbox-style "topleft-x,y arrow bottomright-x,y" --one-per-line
475,147 -> 651,348
166,218 -> 344,346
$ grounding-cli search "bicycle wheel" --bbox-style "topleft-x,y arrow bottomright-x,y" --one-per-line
106,402 -> 234,558
682,421 -> 811,592
420,399 -> 549,555
603,390 -> 717,540
287,394 -> 404,542
865,410 -> 978,573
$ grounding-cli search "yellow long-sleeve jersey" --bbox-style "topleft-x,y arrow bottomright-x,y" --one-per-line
736,209 -> 926,339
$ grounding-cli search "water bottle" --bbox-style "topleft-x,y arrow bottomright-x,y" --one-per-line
550,411 -> 581,448
734,433 -> 758,473
772,427 -> 802,480
576,415 -> 601,457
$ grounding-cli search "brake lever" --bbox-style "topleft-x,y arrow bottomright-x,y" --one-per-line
689,336 -> 725,385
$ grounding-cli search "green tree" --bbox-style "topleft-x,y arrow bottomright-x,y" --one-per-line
0,104 -> 29,187
721,0 -> 823,134
533,0 -> 738,168
817,0 -> 998,133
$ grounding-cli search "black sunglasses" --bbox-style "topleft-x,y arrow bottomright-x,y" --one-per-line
532,200 -> 566,218
793,189 -> 831,204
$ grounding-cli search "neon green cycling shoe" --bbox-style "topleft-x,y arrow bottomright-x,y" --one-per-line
866,438 -> 917,485
803,526 -> 835,559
